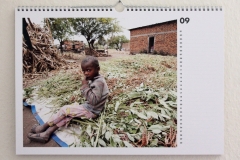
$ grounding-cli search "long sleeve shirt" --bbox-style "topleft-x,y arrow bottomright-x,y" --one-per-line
80,75 -> 109,115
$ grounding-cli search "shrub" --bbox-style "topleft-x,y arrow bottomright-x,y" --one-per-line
159,50 -> 168,56
152,50 -> 158,55
140,49 -> 148,54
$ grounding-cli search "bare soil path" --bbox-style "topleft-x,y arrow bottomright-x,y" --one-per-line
98,50 -> 131,61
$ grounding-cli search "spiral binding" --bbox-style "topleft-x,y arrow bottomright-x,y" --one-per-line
17,6 -> 222,12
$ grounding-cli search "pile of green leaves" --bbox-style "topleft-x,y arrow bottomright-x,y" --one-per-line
24,54 -> 177,147
36,72 -> 85,109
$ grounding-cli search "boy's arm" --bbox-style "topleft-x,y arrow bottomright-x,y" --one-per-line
80,80 -> 104,106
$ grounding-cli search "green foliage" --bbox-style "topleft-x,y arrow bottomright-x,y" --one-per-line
95,83 -> 177,147
97,36 -> 107,46
48,18 -> 73,43
108,35 -> 129,50
71,18 -> 122,49
37,73 -> 84,108
24,87 -> 34,99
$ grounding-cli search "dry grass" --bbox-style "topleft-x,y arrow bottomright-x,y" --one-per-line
62,52 -> 85,60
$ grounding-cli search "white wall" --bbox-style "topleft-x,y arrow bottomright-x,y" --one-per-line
0,0 -> 239,159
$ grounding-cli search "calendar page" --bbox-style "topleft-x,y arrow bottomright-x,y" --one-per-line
15,5 -> 224,155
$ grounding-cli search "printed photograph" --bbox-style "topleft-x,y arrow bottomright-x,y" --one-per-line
22,16 -> 177,147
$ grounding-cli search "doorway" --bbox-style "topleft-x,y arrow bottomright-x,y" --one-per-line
148,37 -> 154,53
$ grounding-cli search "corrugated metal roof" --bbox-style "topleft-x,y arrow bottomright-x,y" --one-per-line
129,20 -> 177,31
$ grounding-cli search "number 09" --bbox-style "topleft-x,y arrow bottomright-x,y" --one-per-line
180,17 -> 190,24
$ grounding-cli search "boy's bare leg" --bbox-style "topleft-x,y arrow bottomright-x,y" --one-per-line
41,125 -> 59,138
43,125 -> 59,137
31,122 -> 50,133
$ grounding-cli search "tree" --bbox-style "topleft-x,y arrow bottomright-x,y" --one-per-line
97,36 -> 107,47
109,35 -> 129,51
71,18 -> 121,54
48,18 -> 72,53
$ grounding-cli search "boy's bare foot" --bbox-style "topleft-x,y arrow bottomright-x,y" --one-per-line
28,125 -> 58,143
31,124 -> 48,133
28,133 -> 49,143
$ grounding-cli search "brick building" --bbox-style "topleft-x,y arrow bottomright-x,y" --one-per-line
129,20 -> 177,56
62,40 -> 84,51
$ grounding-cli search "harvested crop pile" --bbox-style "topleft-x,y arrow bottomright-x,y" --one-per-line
22,19 -> 65,75
85,48 -> 111,57
24,54 -> 177,147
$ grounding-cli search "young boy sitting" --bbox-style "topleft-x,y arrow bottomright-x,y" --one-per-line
28,56 -> 109,143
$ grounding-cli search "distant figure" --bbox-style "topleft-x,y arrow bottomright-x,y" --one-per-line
104,44 -> 108,54
150,46 -> 154,53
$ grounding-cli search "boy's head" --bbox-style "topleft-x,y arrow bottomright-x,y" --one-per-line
81,56 -> 100,80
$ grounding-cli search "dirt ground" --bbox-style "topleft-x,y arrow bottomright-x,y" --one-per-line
23,106 -> 60,147
98,49 -> 130,61
23,50 -> 131,147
